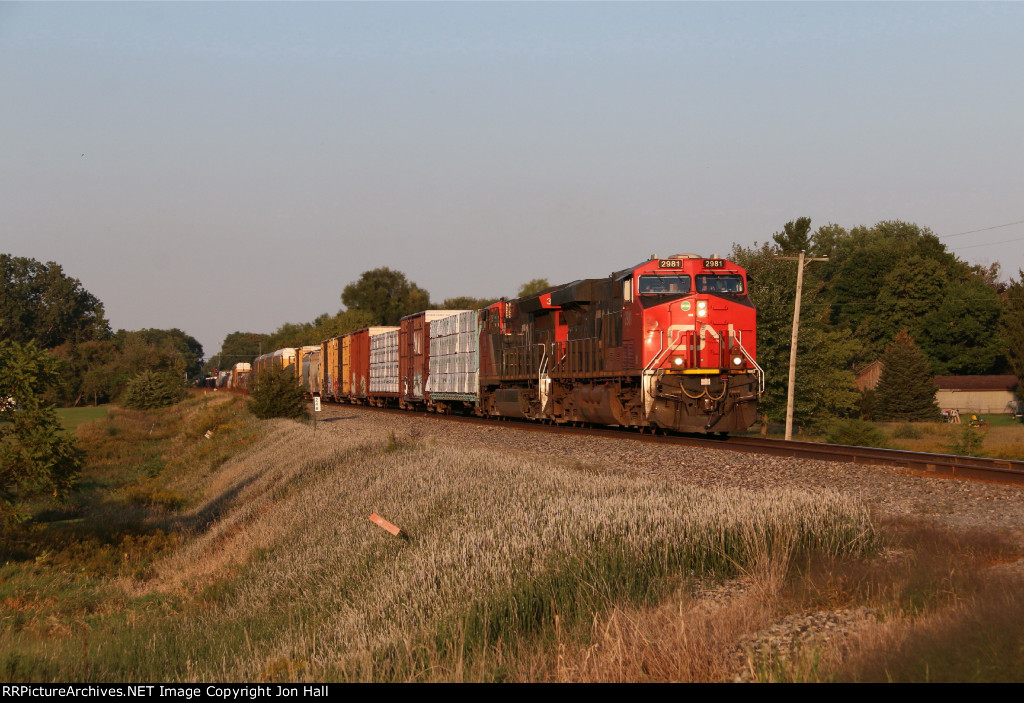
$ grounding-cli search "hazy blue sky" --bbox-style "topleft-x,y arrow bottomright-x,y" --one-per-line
3,2 -> 1023,358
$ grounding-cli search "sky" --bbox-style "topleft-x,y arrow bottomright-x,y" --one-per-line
3,1 -> 1023,359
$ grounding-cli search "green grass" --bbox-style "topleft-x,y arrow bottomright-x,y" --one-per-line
979,413 -> 1024,427
752,415 -> 1024,459
55,406 -> 108,435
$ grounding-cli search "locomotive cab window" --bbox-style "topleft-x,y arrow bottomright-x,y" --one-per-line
638,275 -> 691,295
638,275 -> 691,309
695,274 -> 745,295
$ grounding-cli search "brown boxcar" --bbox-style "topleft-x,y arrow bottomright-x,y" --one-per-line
399,310 -> 466,405
348,327 -> 398,400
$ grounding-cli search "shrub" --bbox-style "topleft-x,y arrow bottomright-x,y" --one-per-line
121,370 -> 187,410
248,366 -> 308,420
950,425 -> 984,457
1,340 -> 83,523
825,419 -> 889,448
891,423 -> 924,440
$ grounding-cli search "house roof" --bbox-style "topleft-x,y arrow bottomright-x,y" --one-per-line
933,375 -> 1019,392
855,360 -> 883,377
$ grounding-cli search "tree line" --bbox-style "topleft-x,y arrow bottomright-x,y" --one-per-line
1,254 -> 203,407
204,271 -> 549,374
210,226 -> 1024,431
732,218 -> 1024,429
1,254 -> 214,522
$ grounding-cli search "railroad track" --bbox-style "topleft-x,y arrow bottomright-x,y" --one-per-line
330,402 -> 1024,486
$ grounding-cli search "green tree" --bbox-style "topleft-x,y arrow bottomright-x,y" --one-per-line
49,328 -> 202,406
806,222 -> 848,258
0,254 -> 110,348
0,340 -> 83,524
49,339 -> 120,406
919,276 -> 1005,375
818,221 -> 967,364
1003,271 -> 1024,402
731,242 -> 858,431
438,296 -> 499,310
124,329 -> 203,379
260,309 -> 378,353
121,370 -> 188,410
310,309 -> 376,341
872,255 -> 950,345
263,321 -> 317,352
874,330 -> 940,421
517,278 -> 551,298
248,366 -> 308,420
204,332 -> 270,375
341,268 -> 432,326
771,217 -> 813,253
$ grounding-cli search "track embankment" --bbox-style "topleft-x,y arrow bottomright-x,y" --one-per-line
316,404 -> 1024,540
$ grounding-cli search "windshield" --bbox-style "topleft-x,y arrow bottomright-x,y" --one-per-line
695,274 -> 745,295
639,275 -> 691,295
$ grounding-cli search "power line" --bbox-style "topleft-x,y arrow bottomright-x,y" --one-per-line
939,219 -> 1024,239
950,234 -> 1024,250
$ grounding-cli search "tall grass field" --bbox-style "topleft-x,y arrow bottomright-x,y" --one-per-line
3,395 -> 1021,682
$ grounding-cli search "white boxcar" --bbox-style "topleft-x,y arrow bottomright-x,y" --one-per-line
427,309 -> 479,401
370,328 -> 400,394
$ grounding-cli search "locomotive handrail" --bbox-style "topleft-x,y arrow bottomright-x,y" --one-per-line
733,338 -> 765,395
643,330 -> 665,372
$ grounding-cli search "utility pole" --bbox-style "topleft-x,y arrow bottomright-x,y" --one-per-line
776,251 -> 828,441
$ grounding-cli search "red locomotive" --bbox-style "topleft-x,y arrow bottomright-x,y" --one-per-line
479,254 -> 762,433
258,253 -> 762,434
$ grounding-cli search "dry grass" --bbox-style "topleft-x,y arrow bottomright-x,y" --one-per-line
740,522 -> 1024,682
3,410 -> 874,682
539,576 -> 781,682
883,419 -> 1024,459
15,398 -> 1020,683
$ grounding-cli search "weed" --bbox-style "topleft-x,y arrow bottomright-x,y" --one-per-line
950,424 -> 984,457
985,442 -> 1024,461
825,419 -> 889,448
891,424 -> 924,440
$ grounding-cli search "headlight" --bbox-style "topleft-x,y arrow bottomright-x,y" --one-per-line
696,300 -> 707,318
673,356 -> 684,367
729,348 -> 745,368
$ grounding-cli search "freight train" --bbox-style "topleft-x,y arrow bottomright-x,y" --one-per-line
251,254 -> 763,433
